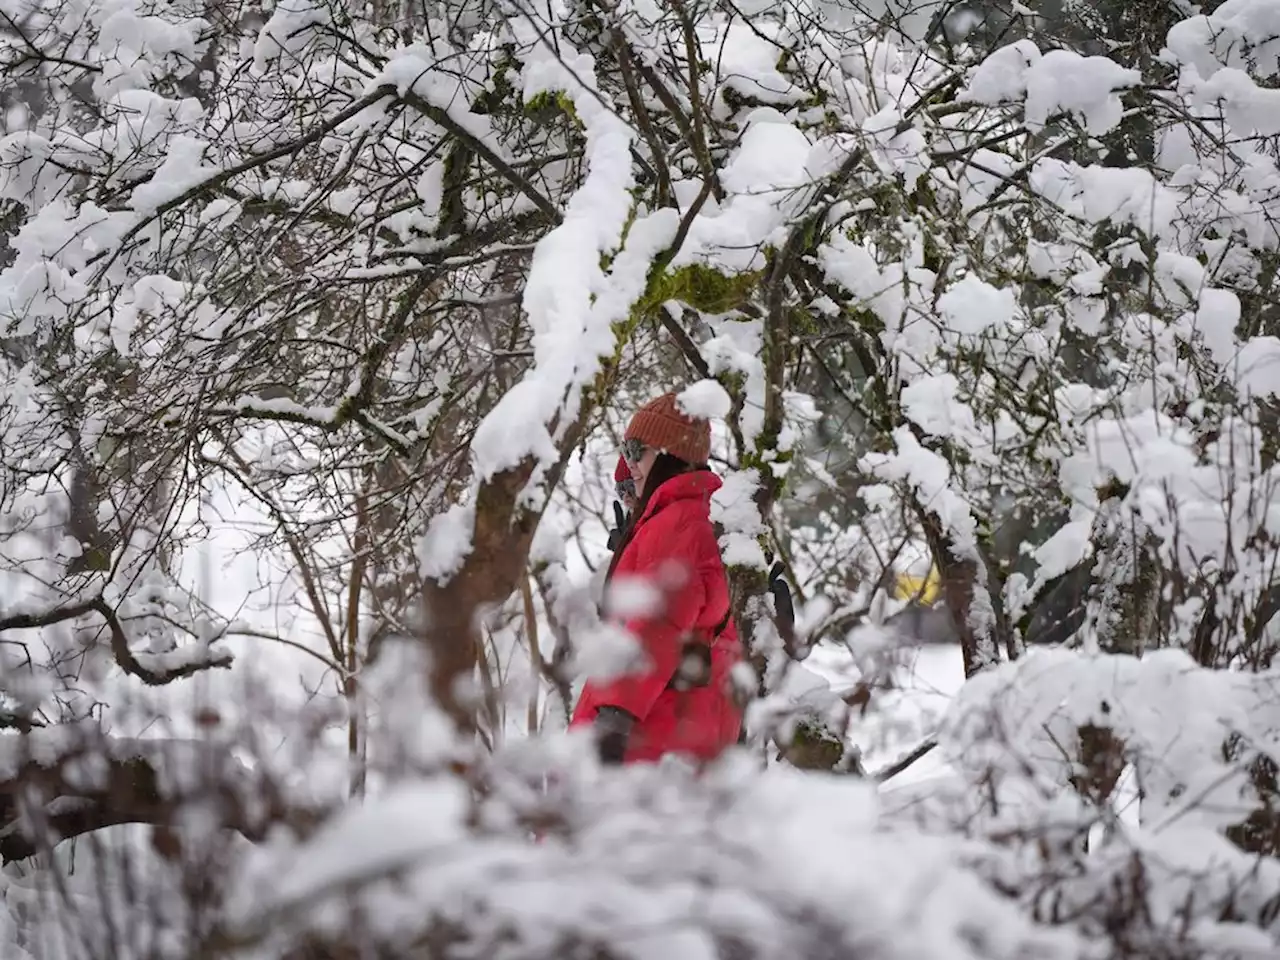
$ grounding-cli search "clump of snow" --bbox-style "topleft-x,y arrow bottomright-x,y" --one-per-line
965,42 -> 1140,134
571,620 -> 644,682
1024,50 -> 1141,134
1237,336 -> 1280,397
129,135 -> 221,213
861,428 -> 979,556
901,373 -> 977,440
677,109 -> 818,274
700,23 -> 809,108
700,319 -> 767,446
1166,0 -> 1280,80
711,469 -> 769,569
416,501 -> 475,584
863,106 -> 930,192
964,40 -> 1041,104
1194,287 -> 1242,366
937,274 -> 1017,335
677,379 -> 733,420
1187,67 -> 1280,137
93,6 -> 208,99
236,775 -> 471,918
603,575 -> 664,620
253,0 -> 332,72
941,647 -> 1273,833
748,659 -> 845,739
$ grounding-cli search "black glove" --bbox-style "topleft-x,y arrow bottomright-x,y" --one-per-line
767,558 -> 795,633
672,640 -> 713,691
606,501 -> 627,552
594,705 -> 635,765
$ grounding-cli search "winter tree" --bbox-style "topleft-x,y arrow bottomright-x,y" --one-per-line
2,0 -> 1280,955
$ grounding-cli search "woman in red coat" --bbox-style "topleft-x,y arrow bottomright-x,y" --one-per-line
570,392 -> 744,765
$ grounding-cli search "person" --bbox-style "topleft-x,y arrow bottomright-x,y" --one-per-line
570,392 -> 744,766
605,456 -> 635,552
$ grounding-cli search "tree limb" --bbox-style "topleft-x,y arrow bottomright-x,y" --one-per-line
0,734 -> 325,864
873,736 -> 939,783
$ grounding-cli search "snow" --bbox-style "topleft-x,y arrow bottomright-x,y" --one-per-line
239,776 -> 471,914
862,428 -> 979,559
253,0 -> 332,72
1194,287 -> 1242,366
699,23 -> 809,108
468,17 -> 656,483
710,469 -> 769,570
937,275 -> 1017,336
570,620 -> 644,682
604,576 -> 664,620
7,0 -> 1280,954
676,109 -> 820,274
940,647 -> 1276,833
1029,520 -> 1092,585
701,319 -> 768,446
417,501 -> 476,585
1237,337 -> 1280,396
1166,0 -> 1280,81
130,640 -> 233,676
0,724 -> 250,796
94,4 -> 207,99
964,41 -> 1141,135
1188,67 -> 1280,137
901,373 -> 977,440
366,46 -> 496,146
226,755 -> 1082,960
963,40 -> 1041,105
1023,50 -> 1141,135
677,380 -> 733,420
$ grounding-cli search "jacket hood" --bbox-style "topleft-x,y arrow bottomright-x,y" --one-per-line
640,469 -> 721,522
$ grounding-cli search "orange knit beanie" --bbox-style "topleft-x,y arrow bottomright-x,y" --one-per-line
624,392 -> 712,465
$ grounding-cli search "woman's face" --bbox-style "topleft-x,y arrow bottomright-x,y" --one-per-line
627,445 -> 659,499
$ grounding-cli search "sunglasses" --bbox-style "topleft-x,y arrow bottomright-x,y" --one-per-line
621,438 -> 648,464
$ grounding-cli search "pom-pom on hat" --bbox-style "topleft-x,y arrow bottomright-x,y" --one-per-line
624,392 -> 712,465
614,455 -> 636,502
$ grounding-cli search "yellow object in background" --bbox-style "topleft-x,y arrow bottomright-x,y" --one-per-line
894,568 -> 940,605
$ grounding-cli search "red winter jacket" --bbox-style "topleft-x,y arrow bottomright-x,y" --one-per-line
571,470 -> 742,763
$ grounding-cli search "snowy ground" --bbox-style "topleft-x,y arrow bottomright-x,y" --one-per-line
804,640 -> 964,785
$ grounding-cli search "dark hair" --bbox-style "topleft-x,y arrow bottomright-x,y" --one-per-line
605,453 -> 704,583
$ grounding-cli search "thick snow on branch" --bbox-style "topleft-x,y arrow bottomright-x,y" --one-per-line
469,18 -> 658,481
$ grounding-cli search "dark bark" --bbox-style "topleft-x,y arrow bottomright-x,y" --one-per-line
1,736 -> 326,864
917,509 -> 1008,677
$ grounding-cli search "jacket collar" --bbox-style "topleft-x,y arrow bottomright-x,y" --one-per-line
638,470 -> 722,524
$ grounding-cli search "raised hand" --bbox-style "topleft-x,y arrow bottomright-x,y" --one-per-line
606,501 -> 627,552
765,555 -> 795,633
